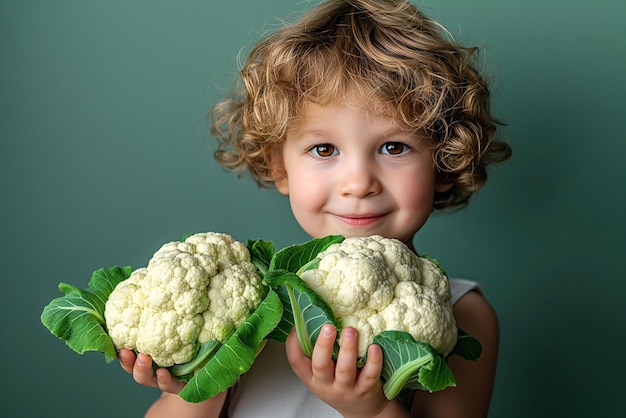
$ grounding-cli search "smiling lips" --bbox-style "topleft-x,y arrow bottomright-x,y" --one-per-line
333,213 -> 387,226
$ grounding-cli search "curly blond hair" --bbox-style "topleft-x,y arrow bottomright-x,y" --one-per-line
211,0 -> 511,210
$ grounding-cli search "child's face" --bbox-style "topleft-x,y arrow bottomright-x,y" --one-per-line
274,95 -> 451,248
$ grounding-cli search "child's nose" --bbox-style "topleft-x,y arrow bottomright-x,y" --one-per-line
337,161 -> 382,198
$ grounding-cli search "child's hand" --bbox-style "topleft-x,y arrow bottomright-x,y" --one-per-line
117,349 -> 186,395
286,324 -> 400,418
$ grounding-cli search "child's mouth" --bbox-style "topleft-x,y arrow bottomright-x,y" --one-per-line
333,214 -> 386,226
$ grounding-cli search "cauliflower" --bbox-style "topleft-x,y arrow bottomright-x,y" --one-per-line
258,234 -> 481,399
41,232 -> 283,403
104,232 -> 265,367
299,235 -> 457,358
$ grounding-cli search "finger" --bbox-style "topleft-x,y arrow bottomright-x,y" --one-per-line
133,353 -> 158,387
155,368 -> 186,394
286,327 -> 313,381
117,348 -> 137,374
310,324 -> 337,384
358,344 -> 384,390
334,326 -> 358,385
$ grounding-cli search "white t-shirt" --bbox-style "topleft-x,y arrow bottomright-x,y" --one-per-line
227,278 -> 482,418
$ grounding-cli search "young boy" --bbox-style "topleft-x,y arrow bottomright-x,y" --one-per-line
119,0 -> 511,416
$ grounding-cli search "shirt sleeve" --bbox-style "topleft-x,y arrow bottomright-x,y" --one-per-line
449,278 -> 483,305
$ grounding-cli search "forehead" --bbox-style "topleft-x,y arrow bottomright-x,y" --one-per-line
289,93 -> 409,135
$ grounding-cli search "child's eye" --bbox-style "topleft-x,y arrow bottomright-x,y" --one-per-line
309,144 -> 338,158
381,142 -> 408,155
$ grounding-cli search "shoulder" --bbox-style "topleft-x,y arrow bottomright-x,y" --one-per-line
453,290 -> 498,335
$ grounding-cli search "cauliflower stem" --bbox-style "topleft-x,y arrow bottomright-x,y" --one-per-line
170,340 -> 221,379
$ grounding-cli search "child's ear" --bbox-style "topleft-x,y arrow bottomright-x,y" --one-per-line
274,174 -> 289,195
270,150 -> 289,195
435,181 -> 453,193
434,169 -> 455,194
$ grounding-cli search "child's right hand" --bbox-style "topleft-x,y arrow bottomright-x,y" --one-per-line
117,348 -> 187,394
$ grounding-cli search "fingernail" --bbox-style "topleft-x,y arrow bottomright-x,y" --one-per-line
343,327 -> 355,338
322,324 -> 334,336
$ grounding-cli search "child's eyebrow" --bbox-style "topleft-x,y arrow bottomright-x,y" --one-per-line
378,127 -> 408,138
287,128 -> 330,142
362,124 -> 412,140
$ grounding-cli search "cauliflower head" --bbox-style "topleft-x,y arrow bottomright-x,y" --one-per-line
299,235 -> 457,357
104,232 -> 265,367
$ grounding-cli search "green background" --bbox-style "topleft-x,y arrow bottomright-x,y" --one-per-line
1,0 -> 624,417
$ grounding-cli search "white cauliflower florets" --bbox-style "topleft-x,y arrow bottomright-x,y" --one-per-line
299,235 -> 457,357
104,232 -> 265,367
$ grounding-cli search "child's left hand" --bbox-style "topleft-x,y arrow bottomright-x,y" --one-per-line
286,324 -> 402,418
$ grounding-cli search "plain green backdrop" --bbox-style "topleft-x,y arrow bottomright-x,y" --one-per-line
1,0 -> 624,417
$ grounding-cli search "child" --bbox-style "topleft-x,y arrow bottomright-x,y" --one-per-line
118,0 -> 511,416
